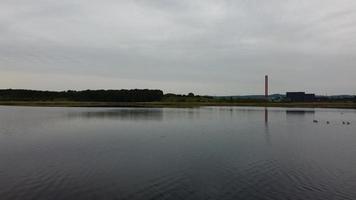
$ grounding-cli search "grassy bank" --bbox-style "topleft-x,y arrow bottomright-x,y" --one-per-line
0,101 -> 356,109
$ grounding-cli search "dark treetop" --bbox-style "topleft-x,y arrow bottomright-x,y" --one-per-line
0,89 -> 164,102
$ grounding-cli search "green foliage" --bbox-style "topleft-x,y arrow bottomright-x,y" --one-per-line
187,93 -> 195,97
162,93 -> 214,102
0,89 -> 163,102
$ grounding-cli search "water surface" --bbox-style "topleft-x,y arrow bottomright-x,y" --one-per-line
0,106 -> 356,200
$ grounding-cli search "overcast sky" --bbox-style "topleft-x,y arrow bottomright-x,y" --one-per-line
0,0 -> 355,95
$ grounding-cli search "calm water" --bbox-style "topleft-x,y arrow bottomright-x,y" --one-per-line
0,106 -> 356,200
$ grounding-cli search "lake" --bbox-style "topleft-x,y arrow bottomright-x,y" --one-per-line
0,106 -> 355,200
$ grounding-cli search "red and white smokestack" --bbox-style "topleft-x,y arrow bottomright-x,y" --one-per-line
265,75 -> 268,99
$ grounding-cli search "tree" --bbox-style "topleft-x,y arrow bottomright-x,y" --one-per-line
188,93 -> 195,97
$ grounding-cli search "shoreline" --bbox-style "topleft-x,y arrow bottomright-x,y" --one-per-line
0,101 -> 355,109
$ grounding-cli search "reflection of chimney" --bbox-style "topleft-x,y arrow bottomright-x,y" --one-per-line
265,75 -> 269,99
265,108 -> 268,124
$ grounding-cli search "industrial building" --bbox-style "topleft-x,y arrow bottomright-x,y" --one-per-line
286,92 -> 315,102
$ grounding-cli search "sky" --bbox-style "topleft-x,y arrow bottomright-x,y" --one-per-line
0,0 -> 356,95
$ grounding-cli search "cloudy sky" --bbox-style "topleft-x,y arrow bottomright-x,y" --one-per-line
0,0 -> 355,95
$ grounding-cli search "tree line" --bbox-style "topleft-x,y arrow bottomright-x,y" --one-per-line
0,89 -> 164,102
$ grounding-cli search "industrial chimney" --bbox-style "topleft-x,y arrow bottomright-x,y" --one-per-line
265,75 -> 268,99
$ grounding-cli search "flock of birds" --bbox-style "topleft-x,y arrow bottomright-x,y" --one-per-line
313,120 -> 351,125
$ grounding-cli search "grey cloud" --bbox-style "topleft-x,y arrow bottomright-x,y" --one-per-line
0,0 -> 356,95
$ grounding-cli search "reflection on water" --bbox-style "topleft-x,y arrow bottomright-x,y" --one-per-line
264,108 -> 271,145
0,106 -> 356,200
286,110 -> 315,115
67,108 -> 164,121
264,107 -> 269,124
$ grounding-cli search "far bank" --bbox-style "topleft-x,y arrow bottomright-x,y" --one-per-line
0,101 -> 355,109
